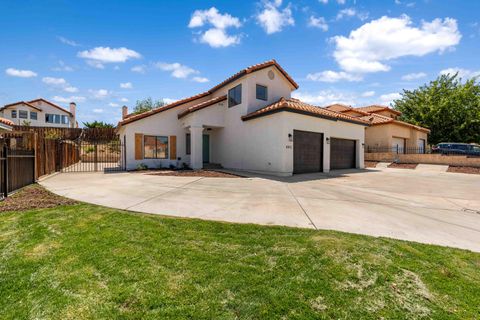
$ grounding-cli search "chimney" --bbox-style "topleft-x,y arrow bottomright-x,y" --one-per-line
122,105 -> 128,119
69,102 -> 76,117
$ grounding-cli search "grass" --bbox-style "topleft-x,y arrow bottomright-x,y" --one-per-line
1,194 -> 480,319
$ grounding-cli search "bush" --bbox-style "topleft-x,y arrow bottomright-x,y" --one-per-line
136,163 -> 148,171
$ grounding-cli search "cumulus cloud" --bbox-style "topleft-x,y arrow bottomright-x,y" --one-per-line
308,16 -> 328,31
306,70 -> 362,82
332,16 -> 461,73
361,90 -> 375,97
78,47 -> 141,67
188,7 -> 242,48
93,108 -> 104,114
109,102 -> 119,107
52,95 -> 86,103
336,8 -> 369,21
120,82 -> 133,89
89,89 -> 110,99
379,92 -> 401,105
192,76 -> 209,83
42,77 -> 78,93
292,90 -> 356,106
401,72 -> 427,81
5,68 -> 37,78
257,0 -> 294,34
155,62 -> 198,79
439,67 -> 480,79
119,97 -> 129,102
131,65 -> 146,74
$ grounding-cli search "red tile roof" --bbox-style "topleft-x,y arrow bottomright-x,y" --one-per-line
360,113 -> 430,133
1,101 -> 42,112
118,59 -> 298,127
177,95 -> 227,119
324,104 -> 371,116
0,117 -> 14,127
355,105 -> 402,115
28,98 -> 73,116
241,97 -> 369,125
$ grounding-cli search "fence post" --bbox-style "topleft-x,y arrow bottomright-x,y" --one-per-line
94,142 -> 98,172
3,144 -> 8,198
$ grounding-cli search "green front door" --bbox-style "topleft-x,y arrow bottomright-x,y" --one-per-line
202,135 -> 210,163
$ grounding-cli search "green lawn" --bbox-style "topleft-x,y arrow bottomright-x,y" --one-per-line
1,202 -> 480,319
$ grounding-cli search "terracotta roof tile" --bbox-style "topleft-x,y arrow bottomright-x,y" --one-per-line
177,95 -> 227,119
360,113 -> 430,133
0,117 -> 14,127
242,97 -> 369,125
356,105 -> 402,115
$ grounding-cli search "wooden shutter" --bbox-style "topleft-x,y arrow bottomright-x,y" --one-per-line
170,135 -> 177,160
135,133 -> 143,160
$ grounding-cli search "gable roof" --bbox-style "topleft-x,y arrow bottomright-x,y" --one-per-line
355,105 -> 402,116
28,98 -> 73,116
118,59 -> 298,127
360,113 -> 430,133
177,95 -> 227,119
241,97 -> 369,125
325,104 -> 370,116
1,101 -> 42,112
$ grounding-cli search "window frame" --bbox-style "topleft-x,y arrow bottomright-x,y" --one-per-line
19,110 -> 28,119
256,84 -> 268,101
46,114 -> 54,123
186,133 -> 191,155
143,135 -> 169,159
30,111 -> 38,120
11,110 -> 17,118
61,115 -> 69,124
228,84 -> 242,108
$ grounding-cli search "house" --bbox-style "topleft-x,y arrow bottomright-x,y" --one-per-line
0,117 -> 13,131
0,98 -> 77,128
325,104 -> 430,152
117,60 -> 368,176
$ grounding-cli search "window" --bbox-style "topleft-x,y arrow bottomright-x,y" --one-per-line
186,133 -> 191,155
30,112 -> 38,120
61,115 -> 69,124
46,114 -> 54,123
19,110 -> 28,119
256,84 -> 268,101
228,84 -> 242,107
11,110 -> 17,118
54,114 -> 61,124
144,135 -> 168,159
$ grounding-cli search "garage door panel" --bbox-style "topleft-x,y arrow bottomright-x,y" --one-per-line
330,138 -> 356,170
293,130 -> 323,174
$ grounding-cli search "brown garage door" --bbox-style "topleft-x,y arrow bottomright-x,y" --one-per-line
330,138 -> 356,170
293,130 -> 323,173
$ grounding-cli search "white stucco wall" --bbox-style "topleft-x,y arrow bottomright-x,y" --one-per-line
0,101 -> 74,127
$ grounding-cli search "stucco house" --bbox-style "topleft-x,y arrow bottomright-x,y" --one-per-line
325,104 -> 430,153
0,98 -> 77,128
117,60 -> 368,176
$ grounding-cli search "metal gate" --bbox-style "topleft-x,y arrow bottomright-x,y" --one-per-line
61,140 -> 126,173
0,143 -> 35,197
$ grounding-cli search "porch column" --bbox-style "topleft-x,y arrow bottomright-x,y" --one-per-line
190,126 -> 203,169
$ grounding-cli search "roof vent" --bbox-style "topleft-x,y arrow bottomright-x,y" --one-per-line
268,70 -> 275,80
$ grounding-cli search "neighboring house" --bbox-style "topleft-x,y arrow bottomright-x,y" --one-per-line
0,98 -> 77,128
0,117 -> 13,131
325,104 -> 430,152
117,60 -> 368,176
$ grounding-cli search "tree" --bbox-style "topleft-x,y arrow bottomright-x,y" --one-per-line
132,97 -> 165,115
82,121 -> 115,128
393,74 -> 480,145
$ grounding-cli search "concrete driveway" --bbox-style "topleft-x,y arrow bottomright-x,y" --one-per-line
40,168 -> 480,252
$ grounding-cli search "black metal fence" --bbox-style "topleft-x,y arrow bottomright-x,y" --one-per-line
0,144 -> 35,198
366,145 -> 480,157
61,140 -> 125,173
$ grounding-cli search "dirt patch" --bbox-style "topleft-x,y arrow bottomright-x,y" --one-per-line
365,161 -> 379,168
388,163 -> 418,169
447,166 -> 480,175
147,169 -> 244,178
0,184 -> 77,212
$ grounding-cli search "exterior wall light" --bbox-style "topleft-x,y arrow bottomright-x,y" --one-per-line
288,133 -> 293,142
326,137 -> 330,144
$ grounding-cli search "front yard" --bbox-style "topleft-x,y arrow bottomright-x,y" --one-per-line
1,186 -> 479,319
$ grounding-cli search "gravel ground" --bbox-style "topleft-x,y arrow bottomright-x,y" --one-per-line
447,166 -> 480,175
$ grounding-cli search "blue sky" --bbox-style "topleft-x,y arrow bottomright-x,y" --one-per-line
1,0 -> 479,125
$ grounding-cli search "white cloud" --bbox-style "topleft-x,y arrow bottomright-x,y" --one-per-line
109,102 -> 119,107
78,47 -> 141,64
120,82 -> 133,89
401,72 -> 427,81
318,0 -> 328,3
439,67 -> 480,79
42,77 -> 67,86
308,16 -> 328,31
119,97 -> 129,102
64,86 -> 79,93
361,90 -> 375,97
332,16 -> 461,73
336,8 -> 368,21
131,65 -> 146,74
292,90 -> 356,106
307,70 -> 362,82
163,98 -> 177,104
155,62 -> 199,79
89,89 -> 110,99
379,92 -> 401,105
5,68 -> 37,78
57,36 -> 80,47
52,95 -> 86,103
86,60 -> 105,69
257,0 -> 294,34
188,7 -> 242,48
192,76 -> 209,83
93,108 -> 104,114
52,60 -> 74,72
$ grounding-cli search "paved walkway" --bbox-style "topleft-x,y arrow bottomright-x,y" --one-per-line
40,168 -> 480,252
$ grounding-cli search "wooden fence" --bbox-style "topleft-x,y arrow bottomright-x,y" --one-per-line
0,143 -> 35,197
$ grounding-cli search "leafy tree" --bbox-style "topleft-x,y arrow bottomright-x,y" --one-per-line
82,121 -> 115,128
393,73 -> 480,145
132,97 -> 165,115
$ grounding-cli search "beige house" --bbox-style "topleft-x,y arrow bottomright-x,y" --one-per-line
326,104 -> 430,152
0,98 -> 77,128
